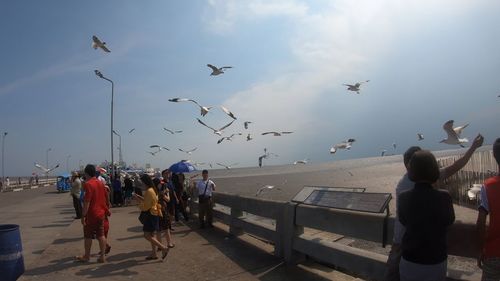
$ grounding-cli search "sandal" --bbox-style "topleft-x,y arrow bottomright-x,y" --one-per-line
105,245 -> 111,255
145,256 -> 158,260
168,244 -> 175,248
97,257 -> 106,263
75,256 -> 90,263
162,248 -> 169,260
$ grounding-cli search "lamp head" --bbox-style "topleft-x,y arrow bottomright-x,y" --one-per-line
94,70 -> 104,78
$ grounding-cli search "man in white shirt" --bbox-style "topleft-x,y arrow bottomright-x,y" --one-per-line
196,170 -> 216,228
385,134 -> 484,281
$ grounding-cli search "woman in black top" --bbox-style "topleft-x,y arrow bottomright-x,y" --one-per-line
398,150 -> 455,281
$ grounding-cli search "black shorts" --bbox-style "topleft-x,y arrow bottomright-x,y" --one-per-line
142,214 -> 160,233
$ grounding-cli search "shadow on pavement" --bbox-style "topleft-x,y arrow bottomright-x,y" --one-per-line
24,256 -> 77,276
32,223 -> 71,229
53,237 -> 83,245
126,226 -> 143,233
115,234 -> 144,241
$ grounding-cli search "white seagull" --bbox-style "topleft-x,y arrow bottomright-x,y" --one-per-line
221,106 -> 237,120
168,98 -> 212,116
92,35 -> 111,53
330,138 -> 356,154
467,184 -> 482,200
216,162 -> 238,170
128,128 -> 136,134
207,64 -> 233,76
197,118 -> 235,136
417,133 -> 424,141
343,80 -> 370,94
261,131 -> 293,136
244,121 -> 252,130
294,159 -> 308,165
178,147 -> 197,154
440,120 -> 469,147
163,127 -> 183,134
34,163 -> 60,173
256,185 -> 281,197
246,134 -> 253,141
217,133 -> 242,144
381,149 -> 387,157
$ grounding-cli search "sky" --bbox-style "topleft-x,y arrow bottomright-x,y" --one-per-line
0,0 -> 499,176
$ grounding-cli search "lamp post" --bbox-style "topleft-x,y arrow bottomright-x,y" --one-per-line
46,148 -> 52,183
1,132 -> 7,190
95,70 -> 115,180
66,155 -> 71,172
112,130 -> 123,168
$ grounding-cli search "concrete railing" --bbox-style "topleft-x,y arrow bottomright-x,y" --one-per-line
192,191 -> 479,281
1,178 -> 57,192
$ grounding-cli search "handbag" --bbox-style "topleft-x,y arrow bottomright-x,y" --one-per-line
138,210 -> 149,224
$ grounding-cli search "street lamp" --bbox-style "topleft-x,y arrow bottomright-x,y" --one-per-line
95,69 -> 115,180
1,132 -> 7,189
112,130 -> 123,168
46,148 -> 52,183
66,155 -> 71,172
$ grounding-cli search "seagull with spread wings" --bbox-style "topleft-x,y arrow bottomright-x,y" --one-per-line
261,131 -> 293,137
169,98 -> 212,116
293,159 -> 308,165
128,128 -> 136,134
197,118 -> 235,136
178,147 -> 198,154
417,133 -> 424,141
92,35 -> 111,53
256,185 -> 281,197
217,133 -> 243,144
34,163 -> 60,174
440,120 -> 469,147
343,80 -> 369,94
330,139 -> 356,154
221,106 -> 237,120
163,127 -> 183,134
216,162 -> 238,170
207,64 -> 233,76
246,134 -> 253,141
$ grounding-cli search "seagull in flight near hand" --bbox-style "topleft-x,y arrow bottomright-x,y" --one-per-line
440,120 -> 469,147
217,133 -> 242,144
216,162 -> 238,170
417,133 -> 424,141
207,64 -> 233,76
343,80 -> 369,94
197,118 -> 235,136
178,147 -> 197,154
261,131 -> 293,136
244,121 -> 252,129
34,163 -> 60,173
169,98 -> 212,116
221,106 -> 237,120
330,139 -> 356,154
163,127 -> 183,134
128,128 -> 135,134
92,35 -> 111,53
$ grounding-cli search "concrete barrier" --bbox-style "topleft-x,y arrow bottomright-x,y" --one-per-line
192,191 -> 479,281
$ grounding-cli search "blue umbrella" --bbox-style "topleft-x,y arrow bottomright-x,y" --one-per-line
169,161 -> 196,173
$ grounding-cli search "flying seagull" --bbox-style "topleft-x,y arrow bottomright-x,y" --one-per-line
256,185 -> 281,197
294,159 -> 308,165
221,106 -> 237,120
440,120 -> 469,147
467,184 -> 482,200
246,134 -> 253,141
92,35 -> 111,53
392,142 -> 397,150
330,138 -> 356,154
261,131 -> 293,136
128,128 -> 136,134
207,64 -> 233,76
168,98 -> 212,116
381,149 -> 387,157
146,151 -> 158,156
197,118 -> 235,136
216,162 -> 238,170
217,133 -> 242,144
163,128 -> 183,134
343,80 -> 370,94
34,163 -> 60,173
417,133 -> 424,141
244,121 -> 252,130
178,147 -> 197,154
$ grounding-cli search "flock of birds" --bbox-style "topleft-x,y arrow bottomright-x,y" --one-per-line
91,35 -> 480,172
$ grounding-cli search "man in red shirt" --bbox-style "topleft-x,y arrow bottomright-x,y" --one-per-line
477,138 -> 500,280
75,164 -> 109,263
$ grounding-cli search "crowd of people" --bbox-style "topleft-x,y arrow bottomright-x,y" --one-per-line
69,164 -> 216,263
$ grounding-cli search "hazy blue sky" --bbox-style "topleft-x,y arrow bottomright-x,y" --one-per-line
0,0 -> 499,176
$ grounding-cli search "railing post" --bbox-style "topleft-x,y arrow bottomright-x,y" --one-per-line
283,202 -> 305,264
229,208 -> 244,237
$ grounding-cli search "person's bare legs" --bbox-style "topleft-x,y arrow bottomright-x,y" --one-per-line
97,236 -> 107,262
165,229 -> 173,247
83,238 -> 92,259
144,232 -> 168,259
